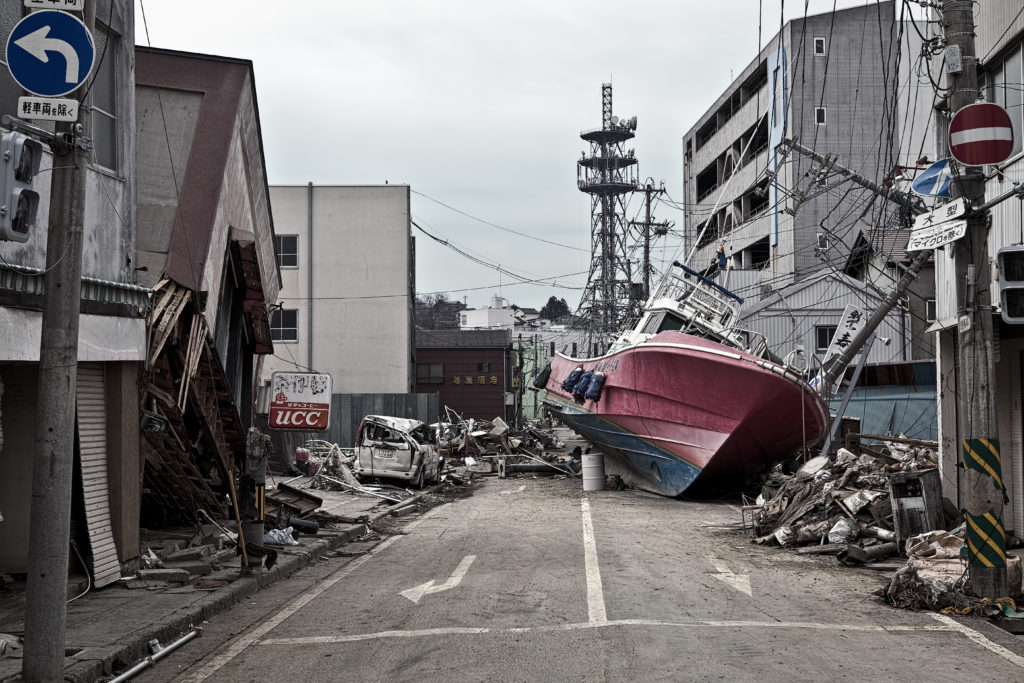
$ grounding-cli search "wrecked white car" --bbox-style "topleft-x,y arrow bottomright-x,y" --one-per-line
353,416 -> 442,488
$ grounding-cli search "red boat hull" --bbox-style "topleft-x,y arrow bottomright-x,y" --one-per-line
542,331 -> 828,496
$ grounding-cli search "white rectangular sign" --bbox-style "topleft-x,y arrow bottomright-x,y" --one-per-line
25,0 -> 84,10
912,198 -> 968,232
907,218 -> 968,252
269,372 -> 332,430
823,305 -> 866,366
17,96 -> 78,122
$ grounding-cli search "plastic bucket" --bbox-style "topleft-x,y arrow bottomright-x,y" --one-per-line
582,452 -> 606,491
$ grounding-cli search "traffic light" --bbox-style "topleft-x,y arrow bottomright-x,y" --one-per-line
998,246 -> 1024,323
0,132 -> 43,242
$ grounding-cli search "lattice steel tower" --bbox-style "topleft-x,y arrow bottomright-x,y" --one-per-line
577,83 -> 639,348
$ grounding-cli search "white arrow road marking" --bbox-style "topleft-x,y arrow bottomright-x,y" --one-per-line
400,555 -> 476,604
708,556 -> 752,597
15,26 -> 81,84
501,485 -> 526,495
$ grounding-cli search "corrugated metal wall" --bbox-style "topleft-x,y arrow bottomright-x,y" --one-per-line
976,1 -> 1024,62
262,392 -> 439,471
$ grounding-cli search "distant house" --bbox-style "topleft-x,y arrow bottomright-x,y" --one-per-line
416,329 -> 511,421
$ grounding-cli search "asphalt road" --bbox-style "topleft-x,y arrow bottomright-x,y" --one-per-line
134,476 -> 1024,682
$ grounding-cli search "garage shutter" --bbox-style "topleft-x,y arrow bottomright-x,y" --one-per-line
76,364 -> 122,587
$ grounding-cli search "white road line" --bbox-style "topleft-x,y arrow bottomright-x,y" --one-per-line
181,506 -> 446,682
500,485 -> 526,495
258,618 -> 964,646
580,497 -> 607,625
930,612 -> 1024,670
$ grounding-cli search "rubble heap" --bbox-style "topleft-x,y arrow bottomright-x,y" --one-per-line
751,441 -> 942,562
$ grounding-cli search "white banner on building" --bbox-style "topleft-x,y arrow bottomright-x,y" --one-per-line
823,305 -> 866,366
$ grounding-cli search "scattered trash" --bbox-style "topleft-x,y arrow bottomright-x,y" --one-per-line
264,527 -> 299,546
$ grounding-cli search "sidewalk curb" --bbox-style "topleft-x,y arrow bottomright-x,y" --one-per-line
63,522 -> 367,683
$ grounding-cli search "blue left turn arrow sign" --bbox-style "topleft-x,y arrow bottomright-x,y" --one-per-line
5,11 -> 95,98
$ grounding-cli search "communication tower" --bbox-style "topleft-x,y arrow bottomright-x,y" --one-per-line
577,83 -> 639,350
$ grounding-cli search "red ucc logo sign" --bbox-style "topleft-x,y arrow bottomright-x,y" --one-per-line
269,406 -> 329,430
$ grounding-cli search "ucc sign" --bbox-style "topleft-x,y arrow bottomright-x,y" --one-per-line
268,372 -> 332,431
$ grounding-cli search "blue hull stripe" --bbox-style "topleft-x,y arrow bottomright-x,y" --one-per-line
549,400 -> 702,497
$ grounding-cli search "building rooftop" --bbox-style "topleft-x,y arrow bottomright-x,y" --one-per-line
416,329 -> 511,348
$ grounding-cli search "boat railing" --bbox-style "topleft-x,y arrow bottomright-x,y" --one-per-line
659,269 -> 739,331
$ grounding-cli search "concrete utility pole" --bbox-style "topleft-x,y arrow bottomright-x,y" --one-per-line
943,0 -> 1006,598
780,138 -> 929,393
22,4 -> 96,680
629,180 -> 671,300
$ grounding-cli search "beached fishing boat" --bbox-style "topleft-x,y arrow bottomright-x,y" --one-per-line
540,262 -> 828,496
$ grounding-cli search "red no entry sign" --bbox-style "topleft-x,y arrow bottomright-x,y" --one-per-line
949,102 -> 1014,166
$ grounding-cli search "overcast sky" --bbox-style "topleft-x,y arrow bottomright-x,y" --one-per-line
134,0 -> 896,311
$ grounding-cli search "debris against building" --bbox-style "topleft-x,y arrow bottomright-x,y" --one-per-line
749,437 -> 950,562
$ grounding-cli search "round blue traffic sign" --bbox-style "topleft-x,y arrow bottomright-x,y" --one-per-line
6,11 -> 95,98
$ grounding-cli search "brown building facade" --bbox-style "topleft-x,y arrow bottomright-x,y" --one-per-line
415,330 -> 510,421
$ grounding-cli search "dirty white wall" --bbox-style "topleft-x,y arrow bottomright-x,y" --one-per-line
262,185 -> 413,394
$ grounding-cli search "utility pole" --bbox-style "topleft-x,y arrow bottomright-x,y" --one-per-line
629,180 -> 671,299
943,0 -> 1006,598
22,4 -> 96,680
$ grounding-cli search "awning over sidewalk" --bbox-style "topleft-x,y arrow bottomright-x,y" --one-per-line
0,263 -> 153,309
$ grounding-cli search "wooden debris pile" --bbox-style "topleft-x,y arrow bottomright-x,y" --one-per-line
749,437 -> 946,565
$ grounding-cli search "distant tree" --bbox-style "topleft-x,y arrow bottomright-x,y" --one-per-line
415,293 -> 465,330
540,296 -> 570,320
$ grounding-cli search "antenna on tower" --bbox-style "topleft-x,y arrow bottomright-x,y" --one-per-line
576,83 -> 640,348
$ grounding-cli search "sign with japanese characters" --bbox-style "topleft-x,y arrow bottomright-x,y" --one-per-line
17,96 -> 77,121
269,372 -> 332,430
912,198 -> 968,232
907,219 -> 968,252
823,305 -> 865,365
25,1 -> 85,10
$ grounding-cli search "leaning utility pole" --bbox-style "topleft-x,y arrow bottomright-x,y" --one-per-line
22,4 -> 96,680
629,180 -> 671,300
944,0 -> 1006,598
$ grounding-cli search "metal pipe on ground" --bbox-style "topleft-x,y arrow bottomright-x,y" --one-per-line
108,627 -> 202,682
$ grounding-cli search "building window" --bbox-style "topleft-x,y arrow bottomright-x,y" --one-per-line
815,325 -> 837,353
276,235 -> 298,268
815,107 -> 827,125
926,299 -> 937,323
816,233 -> 828,250
271,308 -> 298,342
477,362 -> 490,372
417,363 -> 444,384
91,26 -> 118,171
814,37 -> 826,55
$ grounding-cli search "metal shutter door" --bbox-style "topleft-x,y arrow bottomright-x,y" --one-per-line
76,364 -> 122,587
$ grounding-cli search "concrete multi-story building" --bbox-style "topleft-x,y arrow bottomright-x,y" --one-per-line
261,185 -> 414,394
681,1 -> 933,366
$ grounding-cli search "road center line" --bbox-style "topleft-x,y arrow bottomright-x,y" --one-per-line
580,496 -> 607,625
181,505 -> 446,683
